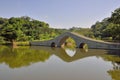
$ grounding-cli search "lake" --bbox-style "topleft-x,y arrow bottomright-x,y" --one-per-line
0,45 -> 120,80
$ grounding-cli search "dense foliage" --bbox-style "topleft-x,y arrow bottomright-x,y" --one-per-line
91,7 -> 120,41
0,16 -> 66,43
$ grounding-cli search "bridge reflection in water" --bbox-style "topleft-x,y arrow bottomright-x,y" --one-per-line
30,46 -> 106,62
0,46 -> 120,80
0,46 -> 107,68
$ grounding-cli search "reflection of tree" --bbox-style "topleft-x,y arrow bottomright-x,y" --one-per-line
108,70 -> 120,80
101,50 -> 120,80
0,46 -> 51,68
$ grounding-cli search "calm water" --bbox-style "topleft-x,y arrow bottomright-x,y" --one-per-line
0,46 -> 120,80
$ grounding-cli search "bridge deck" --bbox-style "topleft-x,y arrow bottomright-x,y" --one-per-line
30,32 -> 120,50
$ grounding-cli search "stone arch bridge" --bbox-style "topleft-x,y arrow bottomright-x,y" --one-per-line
30,32 -> 120,49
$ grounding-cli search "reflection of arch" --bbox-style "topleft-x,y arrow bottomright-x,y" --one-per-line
51,42 -> 56,47
1,46 -> 119,68
30,46 -> 106,62
51,48 -> 106,62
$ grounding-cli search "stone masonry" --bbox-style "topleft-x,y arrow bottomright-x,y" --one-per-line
30,32 -> 120,49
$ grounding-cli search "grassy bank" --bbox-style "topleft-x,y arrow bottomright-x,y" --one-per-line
0,41 -> 30,46
16,42 -> 30,46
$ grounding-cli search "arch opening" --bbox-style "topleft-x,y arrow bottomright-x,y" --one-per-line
51,42 -> 57,47
59,36 -> 77,48
79,43 -> 88,49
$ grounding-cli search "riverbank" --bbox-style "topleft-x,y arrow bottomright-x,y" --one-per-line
0,41 -> 30,46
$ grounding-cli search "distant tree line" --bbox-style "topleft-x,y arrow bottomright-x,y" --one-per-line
0,16 -> 66,44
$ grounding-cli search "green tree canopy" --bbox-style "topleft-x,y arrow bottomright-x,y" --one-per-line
0,16 -> 66,43
91,7 -> 120,41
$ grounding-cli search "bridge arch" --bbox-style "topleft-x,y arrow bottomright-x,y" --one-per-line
58,36 -> 69,46
30,32 -> 120,49
51,42 -> 57,47
57,36 -> 77,47
56,32 -> 88,48
79,43 -> 88,49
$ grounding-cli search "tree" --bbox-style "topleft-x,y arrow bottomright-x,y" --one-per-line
1,24 -> 17,43
108,8 -> 120,40
91,7 -> 120,41
0,16 -> 66,44
108,8 -> 120,24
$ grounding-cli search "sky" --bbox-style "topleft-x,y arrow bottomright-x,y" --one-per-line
0,0 -> 120,29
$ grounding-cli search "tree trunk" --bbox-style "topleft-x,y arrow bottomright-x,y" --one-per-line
11,39 -> 17,47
